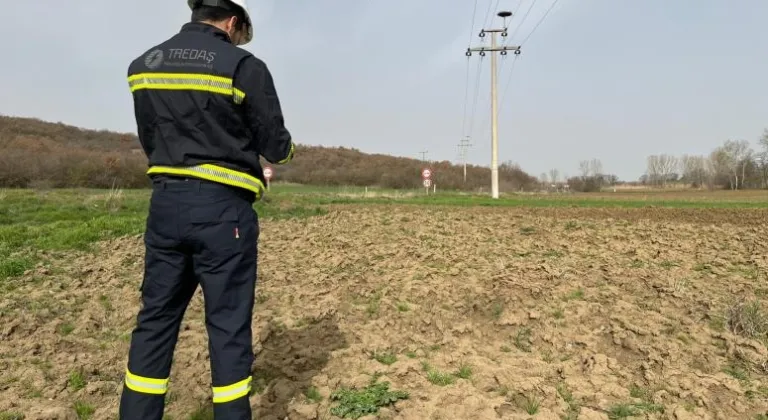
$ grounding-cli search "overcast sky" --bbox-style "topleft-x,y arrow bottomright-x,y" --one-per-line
2,1 -> 766,181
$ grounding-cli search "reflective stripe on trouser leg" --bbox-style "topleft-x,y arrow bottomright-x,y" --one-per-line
212,376 -> 253,403
124,369 -> 169,395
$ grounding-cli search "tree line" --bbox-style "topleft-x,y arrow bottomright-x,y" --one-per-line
641,132 -> 768,189
0,116 -> 538,191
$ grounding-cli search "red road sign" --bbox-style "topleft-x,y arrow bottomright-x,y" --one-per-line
421,168 -> 432,179
263,167 -> 273,179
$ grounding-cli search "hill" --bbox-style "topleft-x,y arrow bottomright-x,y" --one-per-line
0,115 -> 537,191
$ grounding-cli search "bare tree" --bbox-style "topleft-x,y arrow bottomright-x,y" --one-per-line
723,139 -> 752,189
579,160 -> 590,180
548,168 -> 559,185
658,154 -> 679,187
709,147 -> 732,189
589,159 -> 603,177
646,155 -> 661,186
757,129 -> 768,188
681,155 -> 707,188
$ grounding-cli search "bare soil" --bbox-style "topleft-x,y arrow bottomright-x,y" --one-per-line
2,205 -> 768,419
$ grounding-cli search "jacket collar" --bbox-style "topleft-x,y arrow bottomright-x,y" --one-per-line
180,22 -> 233,44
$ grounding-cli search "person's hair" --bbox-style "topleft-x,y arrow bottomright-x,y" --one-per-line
191,4 -> 247,31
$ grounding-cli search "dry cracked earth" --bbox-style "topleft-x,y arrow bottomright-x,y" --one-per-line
2,205 -> 768,419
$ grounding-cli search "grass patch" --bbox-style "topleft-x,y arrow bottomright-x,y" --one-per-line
0,413 -> 25,420
514,327 -> 532,352
371,351 -> 397,366
304,386 -> 323,403
522,395 -> 541,415
0,189 -> 326,281
727,300 -> 768,341
329,379 -> 408,419
187,405 -> 214,420
72,401 -> 95,420
455,363 -> 472,379
421,362 -> 455,386
68,369 -> 87,391
563,288 -> 585,301
557,382 -> 580,420
58,322 -> 75,336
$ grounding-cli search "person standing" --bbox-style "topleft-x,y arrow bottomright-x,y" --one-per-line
119,1 -> 294,418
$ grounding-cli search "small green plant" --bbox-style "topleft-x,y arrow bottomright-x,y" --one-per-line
396,302 -> 410,312
0,412 -> 25,420
659,260 -> 678,269
491,302 -> 504,319
607,404 -> 638,419
727,300 -> 768,341
552,308 -> 565,320
421,362 -> 454,386
72,401 -> 95,420
523,395 -> 540,415
629,384 -> 652,401
500,345 -> 512,353
372,351 -> 397,366
514,327 -> 532,352
426,370 -> 454,386
564,288 -> 584,301
329,380 -> 408,419
68,370 -> 86,391
455,363 -> 472,379
405,350 -> 417,358
723,364 -> 749,382
58,322 -> 75,336
520,226 -> 536,235
187,405 -> 214,420
304,386 -> 323,403
557,382 -> 580,419
543,249 -> 564,258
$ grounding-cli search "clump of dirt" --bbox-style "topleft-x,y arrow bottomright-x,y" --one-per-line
1,206 -> 768,419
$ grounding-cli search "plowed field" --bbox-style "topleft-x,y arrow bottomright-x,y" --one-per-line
2,204 -> 768,419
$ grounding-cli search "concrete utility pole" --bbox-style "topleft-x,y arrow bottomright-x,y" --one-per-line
458,136 -> 472,183
466,11 -> 521,199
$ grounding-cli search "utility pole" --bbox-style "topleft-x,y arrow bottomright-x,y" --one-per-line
458,136 -> 472,183
466,11 -> 521,199
419,150 -> 429,162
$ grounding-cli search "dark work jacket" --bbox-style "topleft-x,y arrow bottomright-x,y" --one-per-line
127,22 -> 294,200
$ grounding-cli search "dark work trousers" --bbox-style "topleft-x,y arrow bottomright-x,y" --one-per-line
119,177 -> 259,420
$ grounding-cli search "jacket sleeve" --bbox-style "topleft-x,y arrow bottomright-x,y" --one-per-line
233,56 -> 294,165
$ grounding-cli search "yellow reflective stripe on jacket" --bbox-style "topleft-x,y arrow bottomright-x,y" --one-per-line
147,164 -> 266,197
124,369 -> 169,395
128,73 -> 246,104
212,376 -> 252,403
277,143 -> 295,165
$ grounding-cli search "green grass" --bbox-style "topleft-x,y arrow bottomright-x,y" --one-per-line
0,189 -> 326,281
2,186 -> 765,282
72,401 -> 95,420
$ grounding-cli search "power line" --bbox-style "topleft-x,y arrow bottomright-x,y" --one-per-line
498,0 -> 560,110
461,0 -> 480,139
482,0 -> 502,30
497,55 -> 521,115
467,59 -> 484,138
519,0 -> 561,46
509,0 -> 539,42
